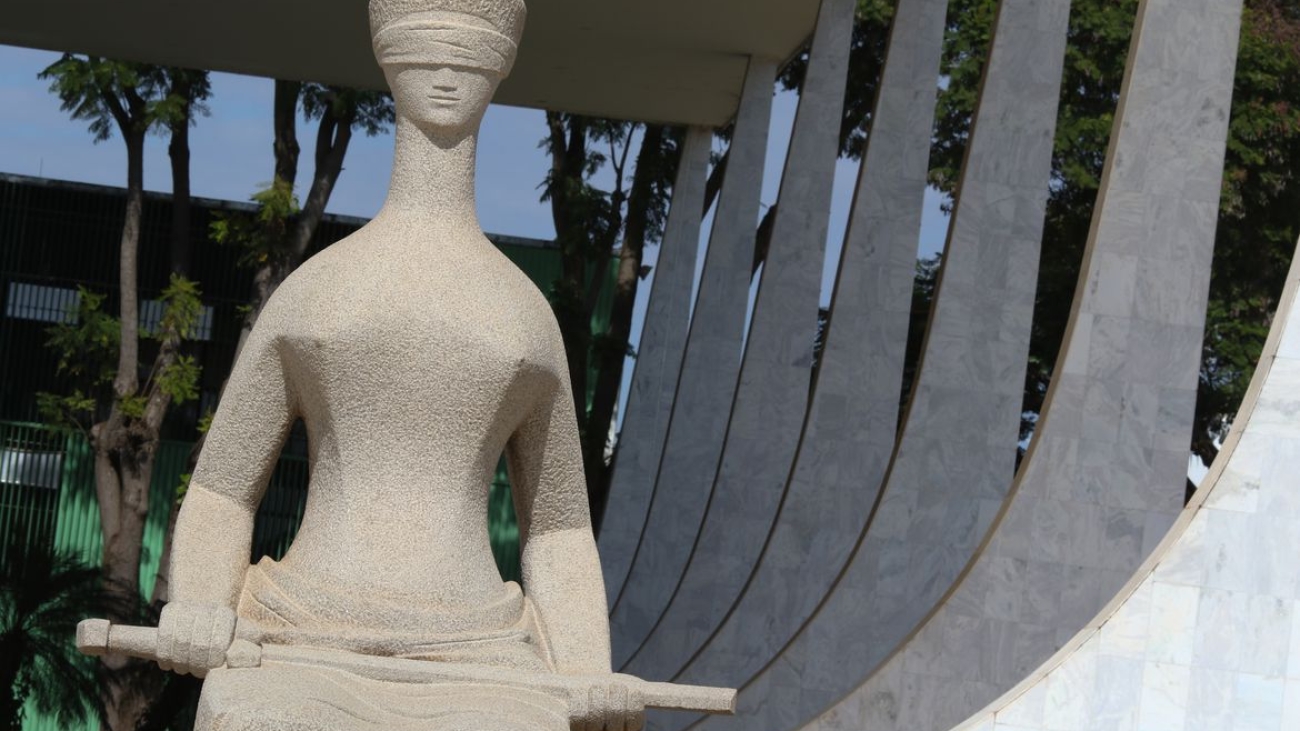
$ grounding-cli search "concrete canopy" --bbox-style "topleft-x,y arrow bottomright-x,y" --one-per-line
1,0 -> 820,126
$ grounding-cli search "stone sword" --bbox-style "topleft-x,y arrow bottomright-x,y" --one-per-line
76,619 -> 736,718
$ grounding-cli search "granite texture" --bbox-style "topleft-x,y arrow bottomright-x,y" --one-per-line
691,3 -> 1072,731
92,2 -> 727,728
956,223 -> 1294,731
648,0 -> 950,726
599,126 -> 714,609
801,0 -> 1240,729
608,58 -> 776,663
618,0 -> 856,684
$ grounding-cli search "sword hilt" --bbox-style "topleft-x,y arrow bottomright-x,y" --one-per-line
75,619 -> 735,715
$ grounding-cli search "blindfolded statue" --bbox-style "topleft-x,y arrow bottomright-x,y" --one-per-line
75,1 -> 734,730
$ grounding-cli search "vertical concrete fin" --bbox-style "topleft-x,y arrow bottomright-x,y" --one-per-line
600,125 -> 714,609
619,0 -> 857,684
694,0 -> 1073,729
662,0 -> 952,722
799,0 -> 1243,728
608,57 -> 777,666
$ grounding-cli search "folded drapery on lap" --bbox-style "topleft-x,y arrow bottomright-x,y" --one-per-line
235,558 -> 551,672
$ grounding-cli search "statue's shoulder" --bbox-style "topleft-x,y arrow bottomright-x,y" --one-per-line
268,227 -> 380,298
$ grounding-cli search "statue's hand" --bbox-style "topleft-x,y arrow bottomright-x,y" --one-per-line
574,678 -> 646,731
155,601 -> 237,678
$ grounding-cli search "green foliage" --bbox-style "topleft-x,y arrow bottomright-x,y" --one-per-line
539,116 -> 632,261
196,409 -> 215,436
301,85 -> 396,137
38,56 -> 162,141
44,288 -> 119,386
159,275 -> 203,338
152,276 -> 205,408
37,288 -> 119,429
39,277 -> 204,428
150,68 -> 212,132
158,355 -> 201,406
926,0 -> 1300,464
175,473 -> 192,503
35,391 -> 97,431
117,394 -> 147,419
1,541 -> 108,731
211,179 -> 302,269
38,56 -> 212,145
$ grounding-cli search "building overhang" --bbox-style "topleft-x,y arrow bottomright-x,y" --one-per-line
1,0 -> 819,127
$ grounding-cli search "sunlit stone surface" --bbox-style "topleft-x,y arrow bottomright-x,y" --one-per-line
608,57 -> 775,666
620,0 -> 857,688
955,227 -> 1297,731
148,2 -> 710,729
802,0 -> 1242,728
651,0 -> 950,727
598,126 -> 712,608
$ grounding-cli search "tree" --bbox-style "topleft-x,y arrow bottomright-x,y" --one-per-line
0,541 -> 112,731
38,55 -> 208,731
539,115 -> 681,532
213,82 -> 395,351
928,0 -> 1300,470
157,69 -> 212,279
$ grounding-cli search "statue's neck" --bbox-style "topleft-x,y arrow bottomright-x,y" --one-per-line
379,118 -> 481,230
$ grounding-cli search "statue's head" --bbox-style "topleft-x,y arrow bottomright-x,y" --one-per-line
370,0 -> 526,135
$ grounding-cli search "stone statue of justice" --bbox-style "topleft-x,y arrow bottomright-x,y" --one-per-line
75,1 -> 734,728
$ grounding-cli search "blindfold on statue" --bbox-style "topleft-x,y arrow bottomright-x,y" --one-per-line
373,17 -> 519,76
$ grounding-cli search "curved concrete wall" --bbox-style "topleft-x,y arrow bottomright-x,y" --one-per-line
800,0 -> 1240,728
600,126 -> 714,607
957,220 -> 1294,731
653,0 -> 950,725
619,0 -> 856,682
690,2 -> 1073,731
608,58 -> 776,661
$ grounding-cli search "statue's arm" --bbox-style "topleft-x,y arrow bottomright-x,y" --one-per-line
507,369 -> 612,676
169,310 -> 297,609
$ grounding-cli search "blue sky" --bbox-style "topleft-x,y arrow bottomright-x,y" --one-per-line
0,43 -> 953,426
0,44 -> 950,282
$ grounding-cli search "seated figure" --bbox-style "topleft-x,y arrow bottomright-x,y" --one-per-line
154,2 -> 637,728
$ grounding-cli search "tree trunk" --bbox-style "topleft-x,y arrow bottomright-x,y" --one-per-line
238,80 -> 304,354
288,101 -> 353,270
167,87 -> 193,279
273,80 -> 302,188
99,127 -> 148,608
546,114 -> 595,430
95,433 -> 158,731
584,124 -> 666,534
113,131 -> 145,401
239,84 -> 353,352
97,121 -> 166,731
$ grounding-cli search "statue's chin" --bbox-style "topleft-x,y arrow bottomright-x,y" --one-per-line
408,111 -> 483,136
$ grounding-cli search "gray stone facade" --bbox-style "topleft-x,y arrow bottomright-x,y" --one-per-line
620,0 -> 856,684
599,126 -> 713,608
608,58 -> 776,667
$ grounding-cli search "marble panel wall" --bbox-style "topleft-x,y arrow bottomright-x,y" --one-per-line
647,0 -> 950,727
600,126 -> 714,607
800,0 -> 1241,729
958,224 -> 1293,731
608,58 -> 776,659
618,0 -> 856,682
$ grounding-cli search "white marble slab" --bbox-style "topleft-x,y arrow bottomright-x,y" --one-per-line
956,224 -> 1295,731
